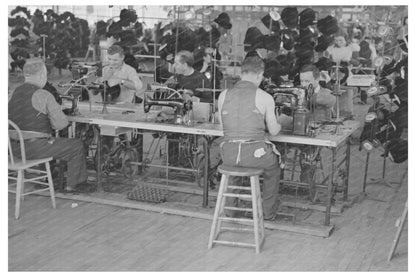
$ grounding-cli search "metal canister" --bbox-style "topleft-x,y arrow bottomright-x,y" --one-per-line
293,108 -> 309,136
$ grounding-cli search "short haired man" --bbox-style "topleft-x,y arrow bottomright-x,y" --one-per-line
217,56 -> 282,220
300,64 -> 336,121
173,50 -> 211,101
101,44 -> 143,103
8,58 -> 91,192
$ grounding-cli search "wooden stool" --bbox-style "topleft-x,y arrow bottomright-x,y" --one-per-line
208,165 -> 265,253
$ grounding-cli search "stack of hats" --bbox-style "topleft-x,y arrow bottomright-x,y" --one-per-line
244,12 -> 281,53
315,15 -> 339,52
294,8 -> 318,67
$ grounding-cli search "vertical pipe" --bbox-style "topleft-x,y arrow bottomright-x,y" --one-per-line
96,126 -> 102,192
202,136 -> 209,207
343,137 -> 351,201
325,147 -> 336,226
363,152 -> 370,192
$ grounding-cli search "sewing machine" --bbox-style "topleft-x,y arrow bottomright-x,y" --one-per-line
143,89 -> 193,125
268,85 -> 315,136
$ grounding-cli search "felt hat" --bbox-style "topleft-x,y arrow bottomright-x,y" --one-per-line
261,13 -> 280,33
298,27 -> 316,44
317,16 -> 339,36
386,138 -> 408,163
299,8 -> 316,28
276,54 -> 292,76
119,9 -> 137,27
244,27 -> 265,52
359,40 -> 372,61
281,7 -> 298,29
314,57 -> 335,72
315,35 -> 333,52
245,50 -> 262,59
294,43 -> 315,66
263,34 -> 281,53
96,20 -> 108,36
214,12 -> 232,29
281,29 -> 295,50
264,58 -> 280,78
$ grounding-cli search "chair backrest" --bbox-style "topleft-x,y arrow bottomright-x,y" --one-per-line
8,120 -> 26,165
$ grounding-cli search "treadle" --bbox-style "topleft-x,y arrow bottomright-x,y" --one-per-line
213,240 -> 257,248
222,193 -> 253,199
220,226 -> 254,232
227,185 -> 252,190
223,206 -> 253,212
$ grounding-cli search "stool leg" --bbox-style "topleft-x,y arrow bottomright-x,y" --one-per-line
251,175 -> 261,254
208,173 -> 228,249
15,169 -> 24,219
45,162 -> 56,209
216,175 -> 229,236
255,175 -> 265,246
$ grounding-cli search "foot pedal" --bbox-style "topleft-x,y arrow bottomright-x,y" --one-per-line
127,184 -> 168,203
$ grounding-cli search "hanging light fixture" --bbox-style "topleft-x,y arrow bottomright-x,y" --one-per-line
367,85 -> 387,97
364,112 -> 377,122
184,8 -> 196,20
203,6 -> 214,16
377,25 -> 390,37
269,8 -> 280,21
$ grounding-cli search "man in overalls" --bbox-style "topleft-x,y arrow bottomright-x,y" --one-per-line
217,56 -> 282,220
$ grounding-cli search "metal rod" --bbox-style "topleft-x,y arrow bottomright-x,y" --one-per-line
202,136 -> 209,207
363,152 -> 370,192
325,148 -> 337,226
343,137 -> 351,201
96,126 -> 102,192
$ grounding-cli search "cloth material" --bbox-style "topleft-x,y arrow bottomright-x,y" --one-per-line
220,80 -> 280,218
102,63 -> 143,103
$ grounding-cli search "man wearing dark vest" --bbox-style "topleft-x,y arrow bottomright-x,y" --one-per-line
8,58 -> 91,192
217,56 -> 282,220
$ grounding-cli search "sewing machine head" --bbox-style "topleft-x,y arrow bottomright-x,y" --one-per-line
143,89 -> 193,124
270,85 -> 315,136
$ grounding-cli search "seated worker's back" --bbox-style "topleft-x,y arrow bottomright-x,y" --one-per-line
217,56 -> 282,220
8,58 -> 91,193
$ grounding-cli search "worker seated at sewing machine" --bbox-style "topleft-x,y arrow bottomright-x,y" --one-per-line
266,64 -> 337,198
164,50 -> 212,102
95,44 -> 144,103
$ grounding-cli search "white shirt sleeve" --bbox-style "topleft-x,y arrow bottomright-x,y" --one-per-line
255,89 -> 281,136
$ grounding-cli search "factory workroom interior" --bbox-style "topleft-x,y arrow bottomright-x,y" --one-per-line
7,3 -> 409,272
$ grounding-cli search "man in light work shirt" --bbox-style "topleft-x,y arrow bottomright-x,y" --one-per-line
100,44 -> 144,103
8,58 -> 91,192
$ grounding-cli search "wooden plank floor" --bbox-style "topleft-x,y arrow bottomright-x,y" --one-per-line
8,152 -> 408,271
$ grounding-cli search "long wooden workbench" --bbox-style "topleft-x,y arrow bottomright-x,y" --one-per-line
65,101 -> 360,233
